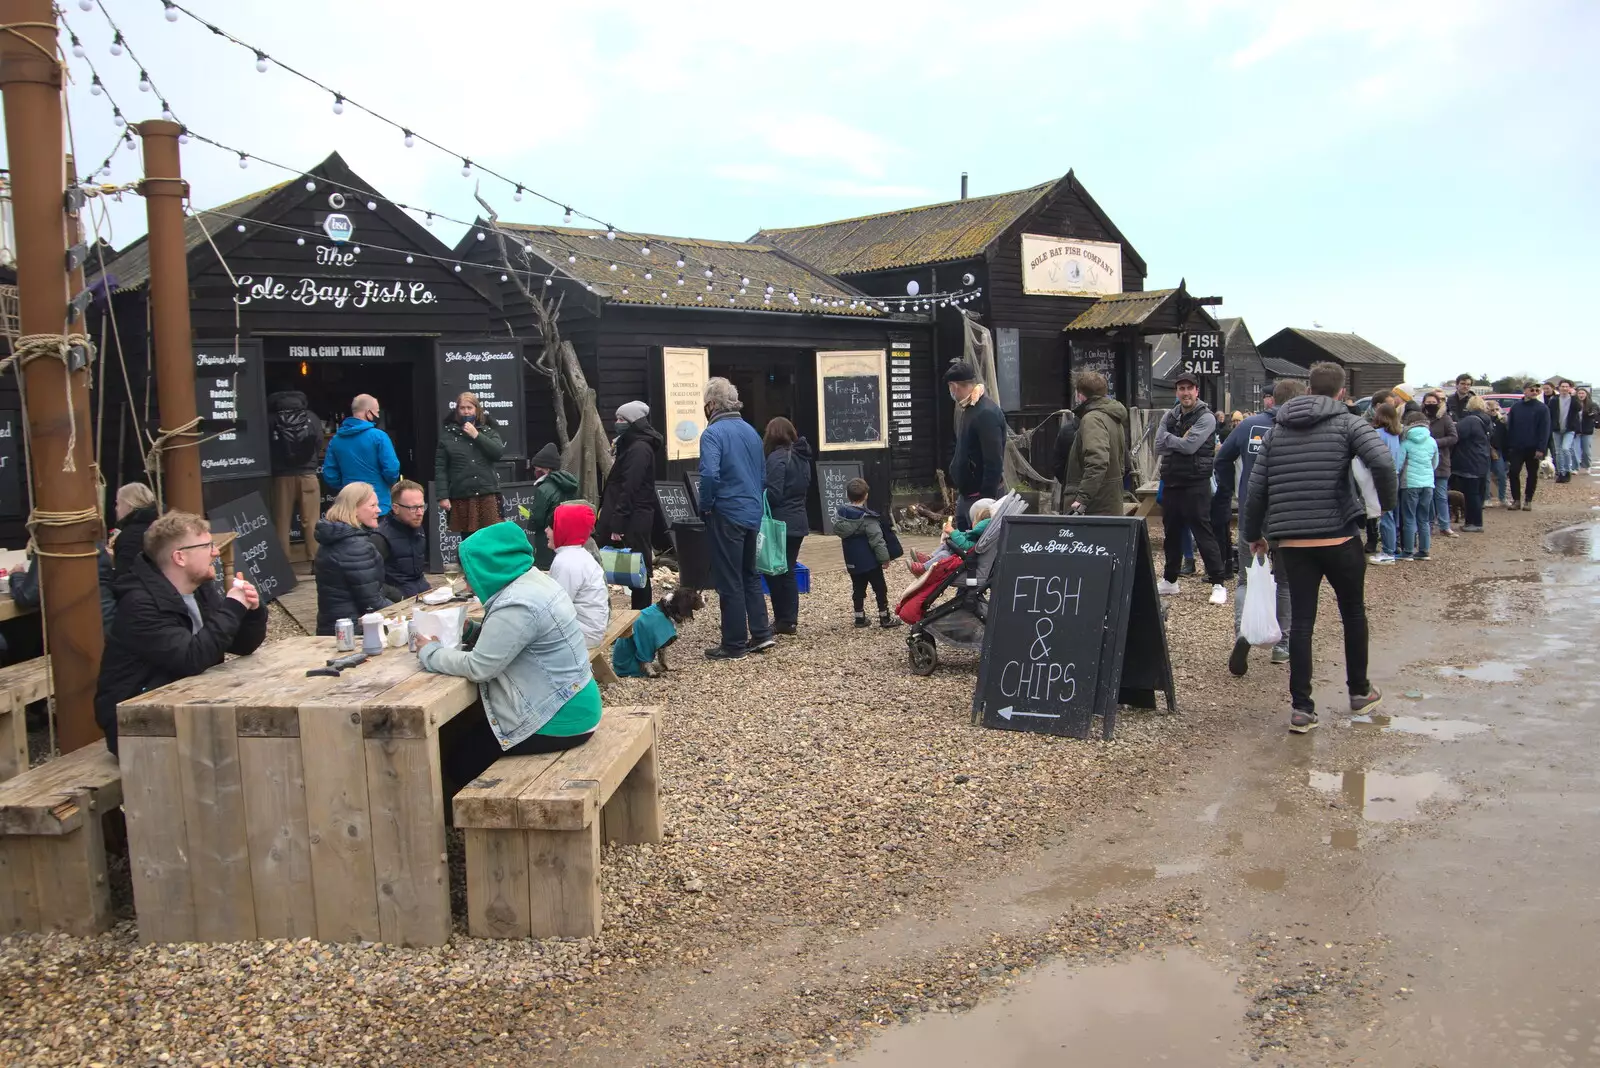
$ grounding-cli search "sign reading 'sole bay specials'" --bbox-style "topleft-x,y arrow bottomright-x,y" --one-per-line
1020,234 -> 1123,298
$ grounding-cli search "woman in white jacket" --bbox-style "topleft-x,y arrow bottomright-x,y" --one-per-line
547,501 -> 610,648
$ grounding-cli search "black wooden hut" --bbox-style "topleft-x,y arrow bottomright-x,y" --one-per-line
1257,328 -> 1405,397
89,153 -> 517,539
752,172 -> 1177,454
1150,317 -> 1270,413
455,223 -> 936,523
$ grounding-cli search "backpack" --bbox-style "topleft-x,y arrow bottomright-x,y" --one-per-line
272,407 -> 318,468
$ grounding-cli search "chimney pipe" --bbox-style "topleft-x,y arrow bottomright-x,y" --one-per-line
960,172 -> 968,200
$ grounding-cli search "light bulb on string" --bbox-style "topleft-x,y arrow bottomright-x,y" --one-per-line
675,256 -> 685,268
403,129 -> 415,148
235,224 -> 245,233
606,227 -> 616,240
366,200 -> 376,211
609,263 -> 618,272
660,290 -> 668,299
124,133 -> 136,151
304,180 -> 316,192
705,282 -> 713,292
424,212 -> 433,226
406,255 -> 414,265
501,274 -> 509,282
740,276 -> 749,286
545,278 -> 554,286
454,265 -> 462,273
164,2 -> 179,21
295,237 -> 305,246
254,50 -> 269,72
476,232 -> 485,242
740,287 -> 747,295
567,254 -> 576,264
644,271 -> 653,280
351,247 -> 361,255
89,75 -> 102,96
765,285 -> 774,295
513,185 -> 523,202
77,0 -> 91,10
161,102 -> 174,122
138,72 -> 151,93
177,129 -> 188,144
70,35 -> 83,58
562,207 -> 572,224
703,268 -> 713,278
109,34 -> 123,57
461,159 -> 472,177
111,108 -> 125,128
696,295 -> 703,303
641,244 -> 650,256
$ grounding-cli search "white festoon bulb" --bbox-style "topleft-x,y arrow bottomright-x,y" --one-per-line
461,159 -> 473,177
89,77 -> 102,96
111,109 -> 125,128
403,130 -> 415,148
296,237 -> 305,246
164,2 -> 179,21
109,36 -> 123,56
255,52 -> 269,73
177,130 -> 188,145
513,185 -> 523,202
71,37 -> 84,58
332,95 -> 344,115
138,72 -> 151,93
305,180 -> 316,192
406,255 -> 415,265
78,0 -> 92,10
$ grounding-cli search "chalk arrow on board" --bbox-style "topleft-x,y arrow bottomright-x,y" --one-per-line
997,706 -> 1059,721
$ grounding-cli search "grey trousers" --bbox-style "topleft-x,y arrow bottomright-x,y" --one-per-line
1235,537 -> 1291,651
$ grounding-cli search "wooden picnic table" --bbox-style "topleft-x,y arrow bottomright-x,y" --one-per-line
117,633 -> 479,946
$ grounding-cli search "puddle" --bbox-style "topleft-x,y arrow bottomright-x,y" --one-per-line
844,949 -> 1246,1066
1155,858 -> 1205,879
1242,867 -> 1287,892
1028,858 -> 1205,903
1544,524 -> 1600,560
1437,661 -> 1523,683
1307,770 -> 1459,822
1351,714 -> 1489,740
1328,828 -> 1360,850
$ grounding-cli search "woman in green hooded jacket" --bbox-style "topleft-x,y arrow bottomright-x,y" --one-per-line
436,392 -> 506,535
417,521 -> 600,791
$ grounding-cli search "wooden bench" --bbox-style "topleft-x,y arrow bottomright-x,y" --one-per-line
0,744 -> 123,936
453,705 -> 662,939
0,656 -> 51,784
588,609 -> 640,687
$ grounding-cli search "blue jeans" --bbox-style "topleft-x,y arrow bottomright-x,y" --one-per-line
1433,475 -> 1452,531
1400,487 -> 1434,557
707,512 -> 772,653
1489,456 -> 1508,503
1553,431 -> 1577,476
1379,510 -> 1397,555
1582,434 -> 1594,469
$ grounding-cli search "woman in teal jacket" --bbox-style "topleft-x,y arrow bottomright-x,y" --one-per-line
1397,412 -> 1439,560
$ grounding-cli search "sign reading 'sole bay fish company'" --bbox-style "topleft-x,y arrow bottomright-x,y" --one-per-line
1020,233 -> 1123,297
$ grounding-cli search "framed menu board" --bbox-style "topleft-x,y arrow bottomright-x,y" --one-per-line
815,349 -> 888,452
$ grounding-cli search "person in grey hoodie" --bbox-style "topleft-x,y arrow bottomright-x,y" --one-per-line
1244,362 -> 1397,734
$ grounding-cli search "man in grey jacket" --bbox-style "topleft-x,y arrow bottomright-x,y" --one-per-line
1155,372 -> 1228,605
1244,362 -> 1398,734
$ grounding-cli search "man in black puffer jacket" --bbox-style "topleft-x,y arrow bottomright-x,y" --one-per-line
376,478 -> 430,597
1156,372 -> 1228,602
94,512 -> 267,754
1244,362 -> 1397,735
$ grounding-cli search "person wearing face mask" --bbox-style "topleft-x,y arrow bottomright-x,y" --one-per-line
526,442 -> 580,570
945,363 -> 1007,530
436,391 -> 506,535
321,393 -> 402,514
597,400 -> 665,610
1423,390 -> 1458,537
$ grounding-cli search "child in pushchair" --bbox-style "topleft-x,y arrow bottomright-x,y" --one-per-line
897,493 -> 1028,675
905,498 -> 996,577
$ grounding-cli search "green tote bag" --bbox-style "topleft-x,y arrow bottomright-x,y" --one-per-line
756,497 -> 789,576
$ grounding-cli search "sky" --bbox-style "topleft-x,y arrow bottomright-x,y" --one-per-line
11,0 -> 1599,387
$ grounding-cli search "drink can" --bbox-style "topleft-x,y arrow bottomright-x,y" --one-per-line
334,617 -> 355,652
406,619 -> 420,653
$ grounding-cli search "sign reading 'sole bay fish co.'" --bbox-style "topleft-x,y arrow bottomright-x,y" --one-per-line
233,276 -> 440,309
1020,233 -> 1123,297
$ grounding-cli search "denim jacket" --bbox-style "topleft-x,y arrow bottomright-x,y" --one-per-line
418,569 -> 592,748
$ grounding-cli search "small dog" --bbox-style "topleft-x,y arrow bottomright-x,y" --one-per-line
640,587 -> 704,677
1448,489 -> 1466,525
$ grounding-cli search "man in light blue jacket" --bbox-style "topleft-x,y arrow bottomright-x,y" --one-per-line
697,377 -> 774,660
322,393 -> 402,514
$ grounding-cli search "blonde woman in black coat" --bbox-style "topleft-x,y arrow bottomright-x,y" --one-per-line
313,481 -> 394,635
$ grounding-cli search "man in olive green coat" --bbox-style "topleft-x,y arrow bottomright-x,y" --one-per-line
1063,369 -> 1129,517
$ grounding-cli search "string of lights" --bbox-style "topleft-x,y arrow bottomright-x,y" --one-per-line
58,12 -> 137,177
67,3 -> 983,315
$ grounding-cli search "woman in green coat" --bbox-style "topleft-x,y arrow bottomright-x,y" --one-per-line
436,392 -> 506,534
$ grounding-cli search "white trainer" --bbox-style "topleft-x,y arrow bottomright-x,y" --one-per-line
1209,584 -> 1227,605
1157,579 -> 1180,597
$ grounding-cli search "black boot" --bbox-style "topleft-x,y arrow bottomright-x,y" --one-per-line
854,612 -> 869,628
879,611 -> 902,629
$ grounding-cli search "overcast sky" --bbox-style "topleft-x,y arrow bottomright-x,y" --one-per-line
16,0 -> 1598,386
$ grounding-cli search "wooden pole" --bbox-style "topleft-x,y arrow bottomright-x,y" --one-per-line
0,0 -> 106,752
136,119 -> 202,514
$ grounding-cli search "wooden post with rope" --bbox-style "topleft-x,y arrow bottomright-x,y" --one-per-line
0,0 -> 107,753
136,119 -> 203,514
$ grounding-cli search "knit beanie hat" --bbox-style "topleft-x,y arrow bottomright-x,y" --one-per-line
550,501 -> 596,549
616,400 -> 650,424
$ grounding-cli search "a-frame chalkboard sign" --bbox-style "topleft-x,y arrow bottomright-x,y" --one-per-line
971,515 -> 1175,740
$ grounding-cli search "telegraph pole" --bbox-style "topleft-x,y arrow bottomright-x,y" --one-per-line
0,0 -> 107,752
137,119 -> 202,514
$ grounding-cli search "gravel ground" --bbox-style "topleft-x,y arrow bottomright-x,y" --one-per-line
3,476 -> 1593,1066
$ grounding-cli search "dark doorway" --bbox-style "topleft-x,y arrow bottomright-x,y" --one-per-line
263,358 -> 421,472
709,348 -> 812,441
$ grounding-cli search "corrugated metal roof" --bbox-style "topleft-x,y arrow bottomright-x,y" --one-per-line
750,182 -> 1054,274
490,223 -> 880,316
1149,331 -> 1181,379
1262,357 -> 1312,377
1281,328 -> 1402,366
1062,288 -> 1178,332
101,182 -> 291,293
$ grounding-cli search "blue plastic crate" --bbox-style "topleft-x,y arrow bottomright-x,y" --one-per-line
760,562 -> 810,595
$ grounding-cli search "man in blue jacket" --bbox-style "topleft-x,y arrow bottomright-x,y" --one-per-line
1217,379 -> 1305,676
697,377 -> 774,660
322,393 -> 402,514
1504,381 -> 1551,509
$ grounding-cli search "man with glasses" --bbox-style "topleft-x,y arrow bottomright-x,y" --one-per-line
378,478 -> 430,597
93,512 -> 267,755
322,393 -> 402,514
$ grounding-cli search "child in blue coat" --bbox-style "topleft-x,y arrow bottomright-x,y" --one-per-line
833,478 -> 903,629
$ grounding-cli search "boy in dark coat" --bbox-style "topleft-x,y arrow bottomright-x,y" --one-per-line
527,442 -> 581,571
94,512 -> 267,754
834,478 -> 903,629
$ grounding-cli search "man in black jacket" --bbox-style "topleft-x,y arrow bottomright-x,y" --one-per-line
267,389 -> 325,558
945,363 -> 1006,530
1156,372 -> 1228,604
376,478 -> 430,597
1244,362 -> 1397,734
94,511 -> 268,754
598,402 -> 665,610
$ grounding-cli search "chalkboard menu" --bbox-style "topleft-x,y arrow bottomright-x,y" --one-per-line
972,515 -> 1173,740
425,480 -> 463,574
682,470 -> 702,516
816,460 -> 864,536
995,328 -> 1021,413
656,481 -> 697,527
816,350 -> 888,451
1071,340 -> 1118,400
889,344 -> 914,446
195,340 -> 270,481
498,481 -> 542,534
0,409 -> 22,518
434,339 -> 526,459
209,491 -> 297,605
